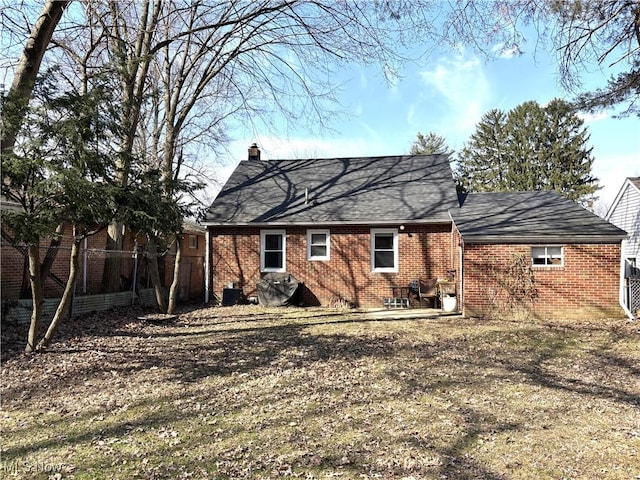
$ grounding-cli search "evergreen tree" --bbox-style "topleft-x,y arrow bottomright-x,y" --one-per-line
457,99 -> 599,205
410,131 -> 452,155
457,109 -> 508,193
1,73 -> 119,351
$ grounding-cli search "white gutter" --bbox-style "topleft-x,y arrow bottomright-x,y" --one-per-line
458,243 -> 463,315
204,227 -> 211,304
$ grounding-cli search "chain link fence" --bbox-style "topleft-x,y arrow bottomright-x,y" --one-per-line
1,243 -> 164,323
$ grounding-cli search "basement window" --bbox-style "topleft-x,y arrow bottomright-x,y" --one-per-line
531,246 -> 563,267
261,230 -> 286,272
307,229 -> 330,261
371,228 -> 398,272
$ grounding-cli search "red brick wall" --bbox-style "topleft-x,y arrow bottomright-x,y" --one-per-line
210,224 -> 457,308
2,223 -> 206,302
1,226 -> 149,300
1,229 -> 113,300
461,242 -> 624,319
162,233 -> 206,301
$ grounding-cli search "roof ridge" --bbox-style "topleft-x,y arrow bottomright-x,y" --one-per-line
239,154 -> 449,163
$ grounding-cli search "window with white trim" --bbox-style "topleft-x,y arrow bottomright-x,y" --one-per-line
188,234 -> 198,249
307,229 -> 330,261
371,228 -> 398,272
531,246 -> 563,266
261,230 -> 286,272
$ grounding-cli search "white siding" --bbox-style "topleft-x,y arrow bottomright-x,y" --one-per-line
609,182 -> 640,259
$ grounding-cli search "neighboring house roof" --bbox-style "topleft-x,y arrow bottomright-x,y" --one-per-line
203,155 -> 458,225
605,176 -> 640,222
452,190 -> 627,244
183,218 -> 205,235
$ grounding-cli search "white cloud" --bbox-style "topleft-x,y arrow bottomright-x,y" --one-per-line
406,104 -> 416,125
418,54 -> 491,133
593,153 -> 640,208
491,43 -> 520,59
578,111 -> 609,123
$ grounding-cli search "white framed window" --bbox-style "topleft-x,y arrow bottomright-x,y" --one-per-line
261,229 -> 286,272
307,229 -> 330,261
531,245 -> 564,267
371,228 -> 398,272
188,235 -> 198,249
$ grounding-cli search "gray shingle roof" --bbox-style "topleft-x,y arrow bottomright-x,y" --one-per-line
204,155 -> 458,225
452,191 -> 627,243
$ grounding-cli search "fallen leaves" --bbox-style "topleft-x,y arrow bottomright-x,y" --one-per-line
1,306 -> 639,479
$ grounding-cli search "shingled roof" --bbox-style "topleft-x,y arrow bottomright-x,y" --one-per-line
203,155 -> 458,225
452,190 -> 627,243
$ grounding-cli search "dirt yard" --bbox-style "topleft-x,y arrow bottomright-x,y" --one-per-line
1,305 -> 639,479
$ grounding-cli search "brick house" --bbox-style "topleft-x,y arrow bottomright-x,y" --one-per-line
452,191 -> 627,319
202,149 -> 627,319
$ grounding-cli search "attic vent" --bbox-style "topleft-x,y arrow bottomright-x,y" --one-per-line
248,143 -> 261,161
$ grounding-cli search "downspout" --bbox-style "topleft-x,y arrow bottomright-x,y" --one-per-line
204,227 -> 211,304
82,237 -> 88,293
459,243 -> 464,315
619,241 -> 634,319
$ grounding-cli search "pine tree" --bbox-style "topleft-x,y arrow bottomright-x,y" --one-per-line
409,132 -> 452,155
457,109 -> 508,192
457,99 -> 600,205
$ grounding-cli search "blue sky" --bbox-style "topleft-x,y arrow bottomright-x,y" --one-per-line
217,45 -> 639,212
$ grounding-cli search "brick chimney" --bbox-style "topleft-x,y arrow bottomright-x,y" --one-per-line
248,143 -> 260,161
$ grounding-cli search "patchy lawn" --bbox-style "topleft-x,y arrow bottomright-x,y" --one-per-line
1,306 -> 639,479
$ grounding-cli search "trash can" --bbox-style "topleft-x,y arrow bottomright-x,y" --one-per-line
442,294 -> 457,312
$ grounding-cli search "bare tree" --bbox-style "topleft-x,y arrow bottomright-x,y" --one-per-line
437,1 -> 640,115
1,0 -> 70,154
43,0 -> 447,308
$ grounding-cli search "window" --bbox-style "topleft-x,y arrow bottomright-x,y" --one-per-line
531,246 -> 563,266
261,230 -> 286,272
188,235 -> 198,249
371,228 -> 398,272
307,229 -> 330,261
626,258 -> 639,277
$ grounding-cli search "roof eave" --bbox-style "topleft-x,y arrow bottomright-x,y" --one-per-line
201,218 -> 452,227
605,178 -> 640,221
460,234 -> 628,244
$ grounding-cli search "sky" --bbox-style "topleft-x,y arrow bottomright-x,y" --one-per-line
214,43 -> 639,214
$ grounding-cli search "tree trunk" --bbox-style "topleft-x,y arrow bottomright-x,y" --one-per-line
36,236 -> 81,351
1,0 -> 69,154
25,243 -> 43,353
147,238 -> 167,312
167,235 -> 182,315
101,221 -> 124,292
39,223 -> 65,285
13,224 -> 63,298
